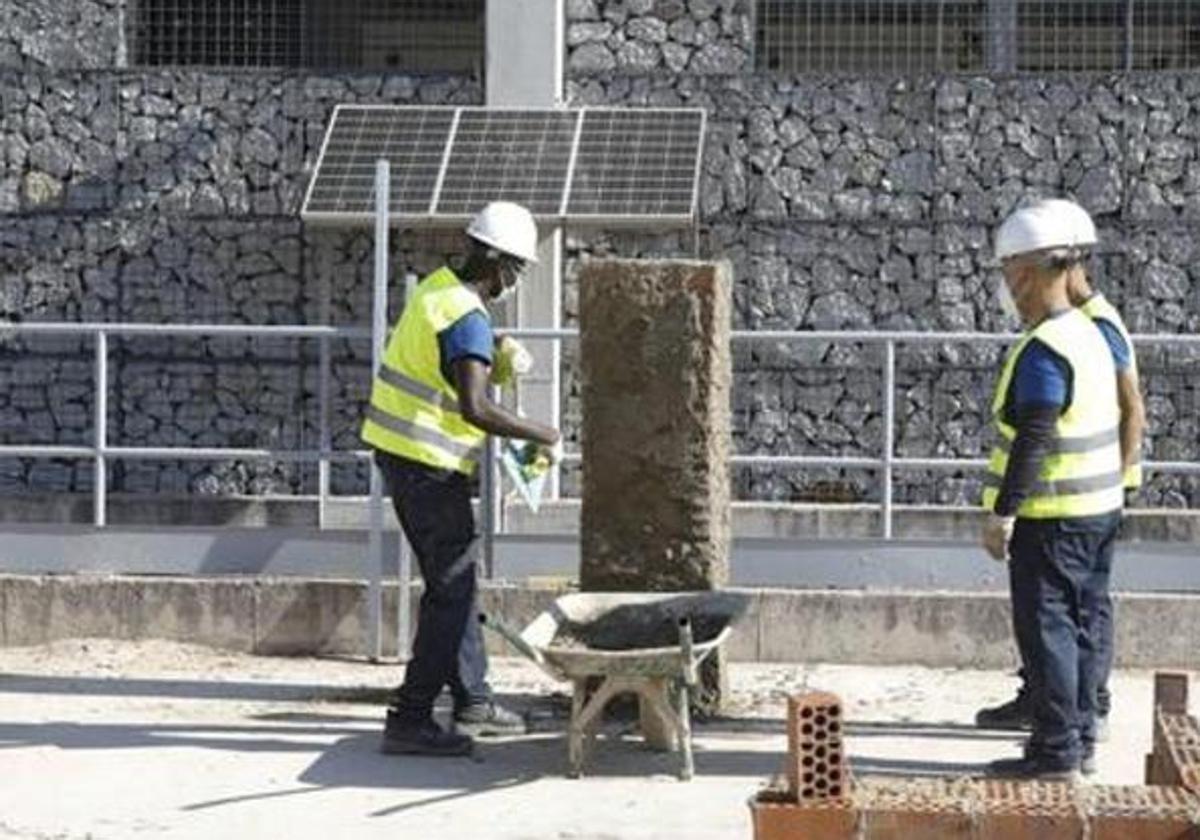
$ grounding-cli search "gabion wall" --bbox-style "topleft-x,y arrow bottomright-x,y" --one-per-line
2,0 -> 1198,507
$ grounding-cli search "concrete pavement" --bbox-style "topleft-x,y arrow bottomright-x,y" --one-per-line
0,639 -> 1192,839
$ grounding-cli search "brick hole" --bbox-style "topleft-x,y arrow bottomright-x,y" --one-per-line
830,785 -> 842,796
815,714 -> 827,727
803,755 -> 814,767
802,787 -> 814,798
801,723 -> 813,735
800,707 -> 813,719
828,721 -> 840,734
815,763 -> 827,775
830,770 -> 841,781
803,772 -> 814,783
815,745 -> 827,759
829,704 -> 840,716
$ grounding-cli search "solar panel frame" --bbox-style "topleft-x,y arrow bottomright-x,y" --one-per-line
301,105 -> 707,227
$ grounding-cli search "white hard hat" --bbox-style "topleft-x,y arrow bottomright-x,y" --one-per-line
994,199 -> 1097,261
465,201 -> 539,263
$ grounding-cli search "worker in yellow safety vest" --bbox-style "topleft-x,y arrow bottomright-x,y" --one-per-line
980,201 -> 1124,782
975,200 -> 1146,761
364,201 -> 561,757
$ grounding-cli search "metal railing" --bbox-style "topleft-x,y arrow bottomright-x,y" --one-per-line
753,0 -> 1200,75
4,321 -> 1200,658
3,323 -> 1200,532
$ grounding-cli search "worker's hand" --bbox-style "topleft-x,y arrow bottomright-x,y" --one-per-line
535,437 -> 564,467
982,514 -> 1016,563
490,336 -> 534,387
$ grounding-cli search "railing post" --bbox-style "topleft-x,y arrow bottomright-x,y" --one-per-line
317,257 -> 332,530
396,274 -> 417,661
93,330 -> 107,528
481,383 -> 502,579
882,340 -> 895,540
366,159 -> 390,661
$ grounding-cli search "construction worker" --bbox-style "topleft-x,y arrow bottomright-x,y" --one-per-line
975,201 -> 1145,763
980,201 -> 1124,781
362,201 -> 561,756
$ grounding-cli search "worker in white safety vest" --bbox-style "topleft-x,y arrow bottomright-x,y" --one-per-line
976,200 -> 1146,761
981,200 -> 1123,782
363,201 -> 561,757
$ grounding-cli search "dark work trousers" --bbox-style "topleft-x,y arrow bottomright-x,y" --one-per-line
1016,517 -> 1117,717
1008,510 -> 1120,767
375,450 -> 492,724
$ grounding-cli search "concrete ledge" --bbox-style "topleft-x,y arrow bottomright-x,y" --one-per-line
4,494 -> 1199,543
4,574 -> 1199,669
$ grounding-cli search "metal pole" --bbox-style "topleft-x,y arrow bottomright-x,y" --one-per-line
317,246 -> 332,530
482,383 -> 502,579
1123,0 -> 1134,72
366,159 -> 390,661
93,331 -> 107,527
397,273 -> 417,661
881,340 -> 895,540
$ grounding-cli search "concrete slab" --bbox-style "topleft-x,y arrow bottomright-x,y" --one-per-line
756,590 -> 1018,669
253,579 -> 366,657
0,639 -> 1194,840
130,578 -> 257,653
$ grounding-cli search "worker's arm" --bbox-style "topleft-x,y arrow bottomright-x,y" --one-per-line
454,357 -> 559,446
992,405 -> 1058,516
1116,367 -> 1145,478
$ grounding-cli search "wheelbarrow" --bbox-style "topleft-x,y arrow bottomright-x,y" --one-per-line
482,591 -> 751,780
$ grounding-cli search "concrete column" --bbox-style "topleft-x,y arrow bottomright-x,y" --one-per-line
579,259 -> 732,587
487,0 -> 564,494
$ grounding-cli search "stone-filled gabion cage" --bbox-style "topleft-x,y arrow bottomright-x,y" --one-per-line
2,0 -> 1199,509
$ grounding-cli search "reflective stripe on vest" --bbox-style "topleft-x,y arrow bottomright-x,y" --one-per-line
360,267 -> 488,474
1079,293 -> 1142,490
981,309 -> 1123,519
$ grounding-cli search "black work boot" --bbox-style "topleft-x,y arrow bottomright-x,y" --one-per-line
453,701 -> 527,737
975,690 -> 1034,730
381,710 -> 473,756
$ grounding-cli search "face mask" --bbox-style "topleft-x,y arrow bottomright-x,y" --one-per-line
997,279 -> 1020,323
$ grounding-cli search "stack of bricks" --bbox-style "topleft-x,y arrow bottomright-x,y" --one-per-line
785,691 -> 847,802
1148,673 -> 1200,794
752,682 -> 1200,840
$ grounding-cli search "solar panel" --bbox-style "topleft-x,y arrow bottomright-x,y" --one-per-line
566,109 -> 705,219
301,106 -> 706,226
302,106 -> 455,218
435,109 -> 579,216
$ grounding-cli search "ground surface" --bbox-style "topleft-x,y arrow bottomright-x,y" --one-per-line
0,640 -> 1192,839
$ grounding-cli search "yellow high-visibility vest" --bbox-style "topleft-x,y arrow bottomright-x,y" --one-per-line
360,267 -> 488,475
1080,293 -> 1142,490
982,309 -> 1123,519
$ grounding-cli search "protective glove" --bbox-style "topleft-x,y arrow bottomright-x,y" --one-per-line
490,335 -> 534,387
535,437 -> 564,467
982,514 -> 1016,563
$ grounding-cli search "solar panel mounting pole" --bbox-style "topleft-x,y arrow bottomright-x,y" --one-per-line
366,159 -> 390,662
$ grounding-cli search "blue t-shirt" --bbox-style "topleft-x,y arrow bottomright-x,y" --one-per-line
1010,339 -> 1070,412
437,310 -> 494,384
1094,319 -> 1132,372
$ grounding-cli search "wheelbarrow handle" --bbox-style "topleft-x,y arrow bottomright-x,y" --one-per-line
478,613 -> 564,681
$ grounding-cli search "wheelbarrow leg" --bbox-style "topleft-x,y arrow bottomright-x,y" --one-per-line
568,678 -> 588,778
674,680 -> 694,781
